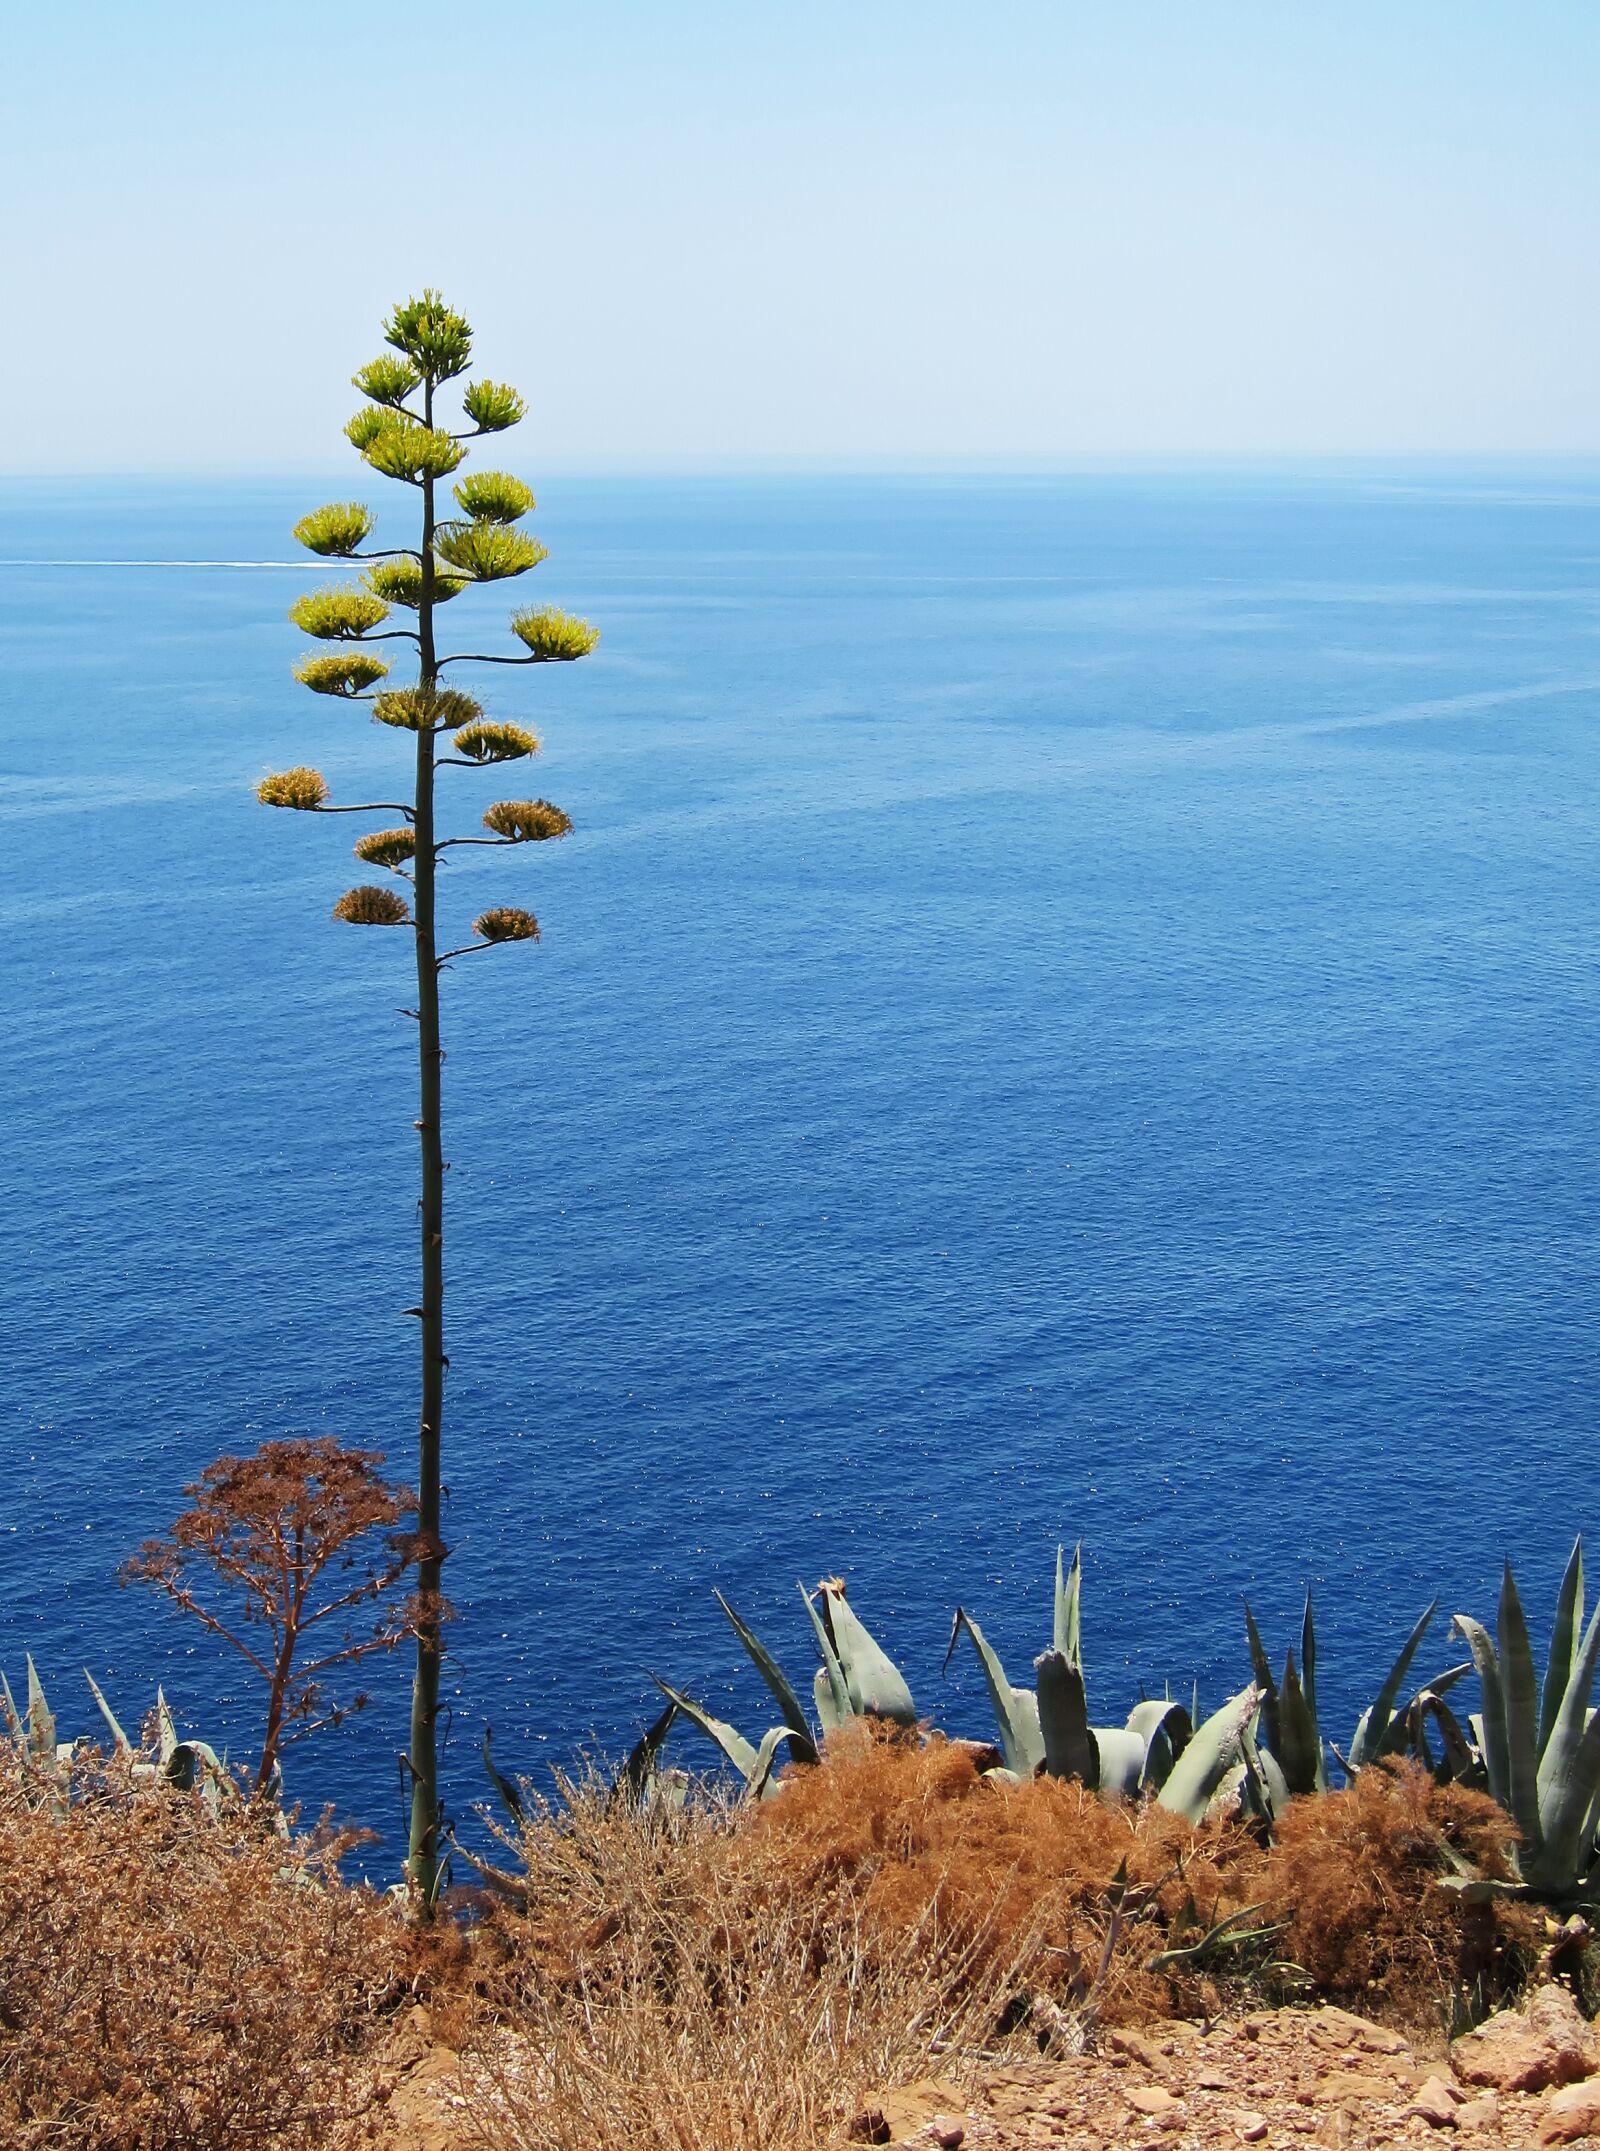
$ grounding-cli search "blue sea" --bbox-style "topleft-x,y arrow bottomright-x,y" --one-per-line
5,466 -> 1600,1851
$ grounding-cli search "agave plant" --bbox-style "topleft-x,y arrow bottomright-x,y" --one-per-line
1449,1539 -> 1600,1900
1242,1591 -> 1470,1805
1,1664 -> 232,1816
656,1577 -> 915,1798
948,1547 -> 1213,1803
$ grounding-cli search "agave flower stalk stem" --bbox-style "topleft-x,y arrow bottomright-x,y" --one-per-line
406,373 -> 448,1905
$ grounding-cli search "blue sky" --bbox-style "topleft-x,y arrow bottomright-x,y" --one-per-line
5,3 -> 1597,469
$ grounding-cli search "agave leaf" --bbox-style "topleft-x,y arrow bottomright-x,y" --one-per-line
25,1658 -> 55,1765
1537,1602 -> 1600,1835
1497,1564 -> 1544,1857
1158,1685 -> 1262,1824
1412,1690 -> 1480,1784
482,1725 -> 528,1830
1125,1698 -> 1192,1790
1243,1602 -> 1280,1758
1242,1721 -> 1290,1819
652,1678 -> 761,1782
817,1583 -> 915,1725
1350,1600 -> 1439,1767
1528,1704 -> 1600,1893
1275,1648 -> 1325,1795
1092,1725 -> 1146,1800
0,1671 -> 22,1746
1540,1539 -> 1586,1757
813,1665 -> 847,1734
1453,1616 -> 1509,1806
1035,1649 -> 1098,1788
613,1699 -> 678,1811
1301,1590 -> 1319,1728
84,1671 -> 133,1755
800,1585 -> 853,1729
714,1590 -> 818,1761
1204,1757 -> 1251,1824
1055,1544 -> 1083,1668
746,1725 -> 791,1803
946,1608 -> 1044,1777
155,1688 -> 181,1769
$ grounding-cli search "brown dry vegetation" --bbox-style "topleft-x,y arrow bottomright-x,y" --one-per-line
0,1763 -> 404,2148
456,1733 -> 1541,2150
0,1734 -> 1546,2150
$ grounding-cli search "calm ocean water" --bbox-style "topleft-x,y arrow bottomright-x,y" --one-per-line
5,467 -> 1599,1848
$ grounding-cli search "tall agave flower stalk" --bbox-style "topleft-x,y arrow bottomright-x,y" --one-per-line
258,293 -> 598,1902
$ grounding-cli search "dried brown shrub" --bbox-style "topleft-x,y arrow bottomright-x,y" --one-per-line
0,1762 -> 404,2148
1262,1759 -> 1539,2026
460,1759 -> 1025,2151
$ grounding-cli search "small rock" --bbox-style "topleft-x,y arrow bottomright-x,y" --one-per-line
1455,2095 -> 1500,2133
930,2129 -> 964,2151
1317,2069 -> 1406,2108
1455,1985 -> 1600,2094
1406,2075 -> 1465,2129
1125,2083 -> 1184,2119
1313,2005 -> 1409,2055
1236,2122 -> 1269,2147
1198,2069 -> 1231,2090
847,2111 -> 891,2146
1108,2028 -> 1170,2073
1542,2079 -> 1600,2145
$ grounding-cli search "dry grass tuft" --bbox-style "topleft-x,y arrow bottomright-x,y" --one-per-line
0,1761 -> 404,2147
1263,1759 -> 1538,2028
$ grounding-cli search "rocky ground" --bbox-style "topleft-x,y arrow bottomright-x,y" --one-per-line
377,1987 -> 1600,2149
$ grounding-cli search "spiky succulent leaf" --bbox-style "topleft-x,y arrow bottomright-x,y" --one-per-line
713,1591 -> 817,1759
483,799 -> 572,843
510,605 -> 599,661
333,884 -> 410,925
1277,1648 -> 1326,1795
1157,1684 -> 1263,1823
613,1698 -> 678,1811
816,1581 -> 915,1725
473,906 -> 539,944
295,650 -> 390,697
1093,1724 -> 1150,1801
257,766 -> 329,810
353,355 -> 421,408
1054,1543 -> 1083,1667
481,1725 -> 527,1829
1035,1648 -> 1097,1788
364,557 -> 466,608
462,378 -> 526,432
1451,1613 -> 1508,1804
435,522 -> 548,581
384,290 -> 473,381
1349,1600 -> 1440,1768
362,421 -> 466,484
353,827 -> 416,870
1534,1599 -> 1600,1884
1497,1563 -> 1545,1857
454,471 -> 535,523
801,1584 -> 854,1731
944,1607 -> 1043,1778
294,501 -> 374,558
25,1659 -> 55,1764
1124,1698 -> 1193,1789
373,686 -> 482,733
290,584 -> 390,640
1541,1538 -> 1587,1757
1243,1602 -> 1280,1756
84,1670 -> 133,1755
651,1678 -> 761,1782
452,721 -> 539,764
